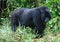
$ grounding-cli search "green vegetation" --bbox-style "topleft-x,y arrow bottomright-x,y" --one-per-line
0,0 -> 60,42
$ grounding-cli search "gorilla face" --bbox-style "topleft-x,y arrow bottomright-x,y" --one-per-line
40,7 -> 51,23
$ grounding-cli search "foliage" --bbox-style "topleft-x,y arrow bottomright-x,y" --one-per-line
38,0 -> 60,17
0,16 -> 60,42
45,16 -> 60,35
0,18 -> 35,42
0,0 -> 60,42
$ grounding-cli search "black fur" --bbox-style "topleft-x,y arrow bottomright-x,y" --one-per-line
11,6 -> 51,36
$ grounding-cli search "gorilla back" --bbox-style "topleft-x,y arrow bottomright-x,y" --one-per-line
11,6 -> 51,36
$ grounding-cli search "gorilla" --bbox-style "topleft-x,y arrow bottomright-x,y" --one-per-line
11,6 -> 51,37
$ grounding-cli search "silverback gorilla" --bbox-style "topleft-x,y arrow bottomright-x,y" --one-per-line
11,6 -> 51,37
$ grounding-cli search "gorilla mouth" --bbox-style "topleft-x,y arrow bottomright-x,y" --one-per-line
45,18 -> 50,22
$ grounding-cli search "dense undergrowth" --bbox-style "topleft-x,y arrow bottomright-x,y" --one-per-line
0,16 -> 60,42
0,0 -> 60,42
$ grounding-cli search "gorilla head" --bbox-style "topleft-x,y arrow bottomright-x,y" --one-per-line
40,6 -> 51,23
11,6 -> 51,37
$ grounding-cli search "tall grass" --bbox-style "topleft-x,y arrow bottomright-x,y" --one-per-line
0,16 -> 60,42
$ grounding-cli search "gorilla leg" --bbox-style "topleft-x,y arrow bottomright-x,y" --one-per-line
33,20 -> 45,38
33,13 -> 45,37
11,15 -> 19,31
